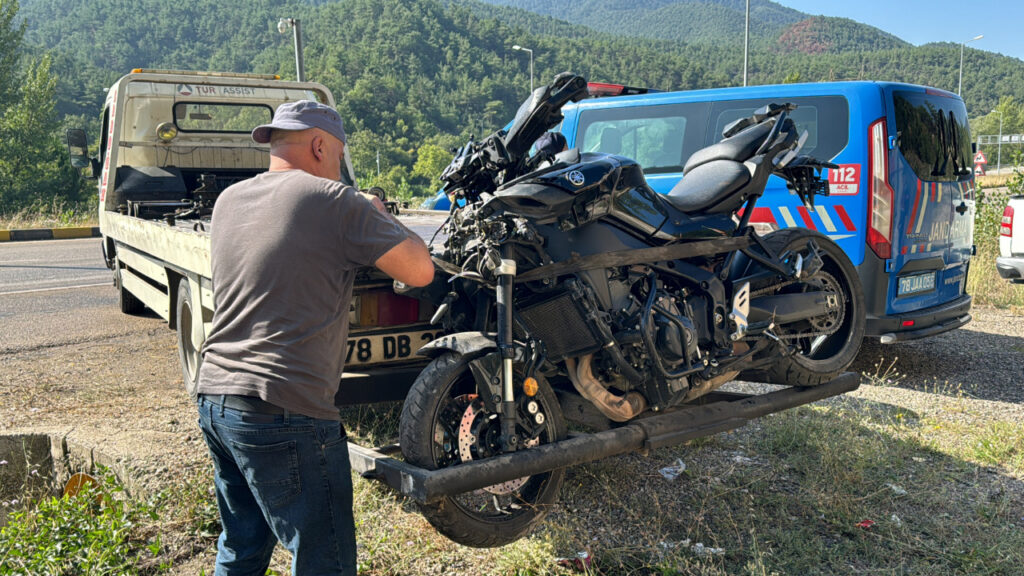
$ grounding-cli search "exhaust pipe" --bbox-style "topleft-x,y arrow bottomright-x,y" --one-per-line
565,354 -> 647,422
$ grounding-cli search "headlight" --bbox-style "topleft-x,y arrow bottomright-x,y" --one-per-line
156,122 -> 178,142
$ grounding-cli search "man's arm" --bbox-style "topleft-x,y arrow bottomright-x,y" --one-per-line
375,235 -> 434,287
356,191 -> 434,287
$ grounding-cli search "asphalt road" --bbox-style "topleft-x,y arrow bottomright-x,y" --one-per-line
0,237 -> 109,294
0,238 -> 160,354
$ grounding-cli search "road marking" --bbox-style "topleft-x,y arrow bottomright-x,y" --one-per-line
0,282 -> 109,296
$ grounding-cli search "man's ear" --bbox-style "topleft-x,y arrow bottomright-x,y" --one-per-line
311,133 -> 325,162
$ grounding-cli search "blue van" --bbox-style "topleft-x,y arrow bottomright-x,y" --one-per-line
429,82 -> 975,343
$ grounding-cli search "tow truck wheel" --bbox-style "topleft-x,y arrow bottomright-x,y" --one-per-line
176,278 -> 202,400
114,257 -> 145,315
399,351 -> 566,548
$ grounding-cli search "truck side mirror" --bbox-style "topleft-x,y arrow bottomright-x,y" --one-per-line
972,142 -> 977,154
66,128 -> 100,179
66,129 -> 90,167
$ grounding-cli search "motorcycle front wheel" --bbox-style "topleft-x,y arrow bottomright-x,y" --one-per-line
751,228 -> 865,387
398,351 -> 566,548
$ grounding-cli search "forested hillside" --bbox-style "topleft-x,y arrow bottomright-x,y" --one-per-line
477,0 -> 909,53
4,0 -> 1024,214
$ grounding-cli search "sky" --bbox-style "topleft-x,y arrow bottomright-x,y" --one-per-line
774,0 -> 1023,62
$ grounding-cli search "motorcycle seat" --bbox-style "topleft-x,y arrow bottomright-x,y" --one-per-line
683,121 -> 773,174
665,159 -> 751,213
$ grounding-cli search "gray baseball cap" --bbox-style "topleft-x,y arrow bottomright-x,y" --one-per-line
252,100 -> 347,144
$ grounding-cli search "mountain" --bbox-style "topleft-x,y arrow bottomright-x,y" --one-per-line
474,0 -> 910,54
8,0 -> 1024,205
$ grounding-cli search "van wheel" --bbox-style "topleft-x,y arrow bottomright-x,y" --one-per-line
114,258 -> 145,315
176,278 -> 202,400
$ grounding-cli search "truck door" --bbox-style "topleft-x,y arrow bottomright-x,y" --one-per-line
883,88 -> 974,316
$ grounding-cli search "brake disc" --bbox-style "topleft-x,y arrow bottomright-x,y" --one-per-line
458,395 -> 539,495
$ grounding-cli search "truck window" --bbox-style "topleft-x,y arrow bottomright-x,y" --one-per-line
708,96 -> 849,162
173,102 -> 273,133
576,102 -> 711,174
99,107 -> 110,166
893,91 -> 972,183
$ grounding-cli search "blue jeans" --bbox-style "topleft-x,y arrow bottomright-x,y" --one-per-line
196,395 -> 357,576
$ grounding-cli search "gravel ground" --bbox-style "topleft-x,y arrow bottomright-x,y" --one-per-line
850,307 -> 1024,409
2,305 -> 1022,573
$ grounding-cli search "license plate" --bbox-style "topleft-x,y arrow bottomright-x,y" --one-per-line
898,273 -> 936,296
345,329 -> 442,367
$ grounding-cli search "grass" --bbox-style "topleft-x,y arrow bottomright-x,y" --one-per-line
0,198 -> 98,230
321,388 -> 1024,576
4,385 -> 1019,574
975,173 -> 1015,189
967,175 -> 1024,310
0,469 -> 170,575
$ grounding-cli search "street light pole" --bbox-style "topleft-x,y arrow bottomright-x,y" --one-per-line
512,45 -> 534,93
278,17 -> 305,82
743,0 -> 750,87
993,109 -> 1003,174
958,34 -> 983,96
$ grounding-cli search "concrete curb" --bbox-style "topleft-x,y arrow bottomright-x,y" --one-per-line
0,226 -> 101,242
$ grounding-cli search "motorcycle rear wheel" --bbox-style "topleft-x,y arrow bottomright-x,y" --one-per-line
398,351 -> 567,548
752,229 -> 865,387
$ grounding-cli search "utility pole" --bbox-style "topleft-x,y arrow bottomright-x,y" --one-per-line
957,34 -> 983,96
994,109 -> 1004,174
278,18 -> 305,82
743,0 -> 750,87
512,45 -> 534,93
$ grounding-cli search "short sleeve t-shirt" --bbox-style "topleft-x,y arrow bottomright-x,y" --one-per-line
196,170 -> 409,420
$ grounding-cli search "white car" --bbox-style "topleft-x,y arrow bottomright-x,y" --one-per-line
997,195 -> 1024,282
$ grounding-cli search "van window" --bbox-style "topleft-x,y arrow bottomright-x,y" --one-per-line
173,102 -> 273,133
577,102 -> 711,174
893,91 -> 972,182
708,96 -> 849,161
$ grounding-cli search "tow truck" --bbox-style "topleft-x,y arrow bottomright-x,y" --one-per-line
66,69 -> 446,402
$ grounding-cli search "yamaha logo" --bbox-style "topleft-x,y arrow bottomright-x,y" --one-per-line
567,170 -> 586,187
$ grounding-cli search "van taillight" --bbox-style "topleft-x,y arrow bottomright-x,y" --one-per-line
1001,206 -> 1014,237
867,118 -> 894,259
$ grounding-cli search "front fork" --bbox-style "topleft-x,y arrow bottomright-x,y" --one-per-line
494,246 -> 519,453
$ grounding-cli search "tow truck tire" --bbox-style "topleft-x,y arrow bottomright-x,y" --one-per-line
399,352 -> 566,548
755,229 -> 865,387
176,278 -> 202,400
115,258 -> 145,315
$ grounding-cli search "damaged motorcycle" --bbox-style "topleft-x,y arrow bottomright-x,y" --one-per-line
396,73 -> 864,547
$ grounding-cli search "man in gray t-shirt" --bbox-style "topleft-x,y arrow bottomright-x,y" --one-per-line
194,100 -> 434,576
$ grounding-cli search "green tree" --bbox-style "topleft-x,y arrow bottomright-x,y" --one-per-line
0,0 -> 84,213
0,0 -> 23,110
412,142 -> 452,183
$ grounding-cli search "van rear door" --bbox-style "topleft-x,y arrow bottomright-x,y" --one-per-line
885,87 -> 974,318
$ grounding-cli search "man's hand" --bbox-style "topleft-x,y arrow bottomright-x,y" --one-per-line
360,192 -> 387,213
